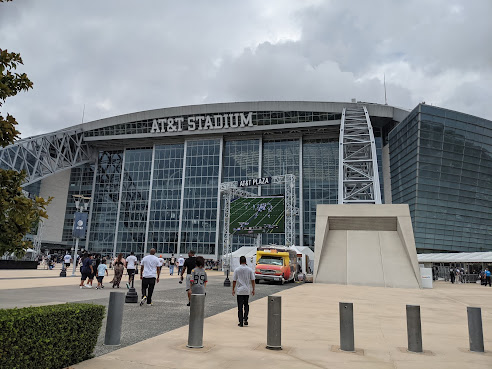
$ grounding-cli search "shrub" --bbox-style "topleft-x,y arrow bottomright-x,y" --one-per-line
0,303 -> 105,369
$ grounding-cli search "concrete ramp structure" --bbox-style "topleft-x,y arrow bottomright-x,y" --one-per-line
314,204 -> 422,289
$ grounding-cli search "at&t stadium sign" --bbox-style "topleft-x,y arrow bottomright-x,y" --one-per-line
150,112 -> 254,134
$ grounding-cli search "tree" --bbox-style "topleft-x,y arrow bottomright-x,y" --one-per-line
0,1 -> 52,257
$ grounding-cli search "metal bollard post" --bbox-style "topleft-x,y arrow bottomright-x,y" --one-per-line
187,294 -> 206,348
339,302 -> 354,351
104,292 -> 125,345
467,307 -> 484,352
266,295 -> 282,350
406,305 -> 423,353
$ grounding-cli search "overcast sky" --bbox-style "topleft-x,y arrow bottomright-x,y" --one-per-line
1,0 -> 491,137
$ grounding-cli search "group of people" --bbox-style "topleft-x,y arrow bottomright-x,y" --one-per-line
71,248 -> 256,327
76,252 -> 138,289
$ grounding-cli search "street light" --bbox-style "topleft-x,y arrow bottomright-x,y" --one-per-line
71,195 -> 91,277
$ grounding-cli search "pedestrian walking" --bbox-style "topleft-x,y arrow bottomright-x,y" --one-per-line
190,256 -> 207,295
111,253 -> 125,288
140,248 -> 161,306
450,267 -> 455,284
485,269 -> 491,287
169,253 -> 176,275
96,260 -> 108,289
79,254 -> 94,288
126,251 -> 137,289
63,253 -> 71,269
158,254 -> 165,271
180,250 -> 197,306
178,255 -> 185,276
232,255 -> 256,327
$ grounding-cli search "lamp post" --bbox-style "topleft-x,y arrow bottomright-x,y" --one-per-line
71,195 -> 91,277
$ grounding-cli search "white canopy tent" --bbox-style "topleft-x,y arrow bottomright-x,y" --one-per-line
226,247 -> 257,271
418,252 -> 492,264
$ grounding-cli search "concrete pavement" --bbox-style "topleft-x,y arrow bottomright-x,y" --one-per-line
72,281 -> 492,369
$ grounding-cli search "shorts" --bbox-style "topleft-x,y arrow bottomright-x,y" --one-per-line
81,272 -> 90,281
88,273 -> 94,280
186,274 -> 192,291
65,263 -> 70,268
127,268 -> 135,276
96,276 -> 104,283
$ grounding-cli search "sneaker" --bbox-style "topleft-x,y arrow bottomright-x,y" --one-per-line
80,286 -> 83,289
126,283 -> 130,289
140,296 -> 147,306
244,320 -> 248,326
101,285 -> 105,288
186,302 -> 190,306
86,285 -> 92,289
238,323 -> 243,327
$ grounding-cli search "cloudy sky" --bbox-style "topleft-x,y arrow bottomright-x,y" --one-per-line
1,0 -> 491,137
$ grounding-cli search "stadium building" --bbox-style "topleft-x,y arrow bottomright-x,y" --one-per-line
0,101 -> 490,259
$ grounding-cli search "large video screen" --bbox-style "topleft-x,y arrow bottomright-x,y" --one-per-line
229,196 -> 285,235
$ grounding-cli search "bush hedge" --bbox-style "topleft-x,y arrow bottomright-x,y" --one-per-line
0,303 -> 105,369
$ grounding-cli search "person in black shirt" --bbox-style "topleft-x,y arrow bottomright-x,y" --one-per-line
180,250 -> 196,306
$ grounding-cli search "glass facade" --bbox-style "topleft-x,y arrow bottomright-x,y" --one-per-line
302,139 -> 338,246
147,144 -> 184,254
88,151 -> 123,256
116,148 -> 153,255
390,104 -> 492,252
180,139 -> 221,256
262,139 -> 300,246
221,139 -> 260,252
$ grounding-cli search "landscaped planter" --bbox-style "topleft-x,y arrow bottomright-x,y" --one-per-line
0,260 -> 38,269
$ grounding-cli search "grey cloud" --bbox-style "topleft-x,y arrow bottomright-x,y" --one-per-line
0,0 -> 490,137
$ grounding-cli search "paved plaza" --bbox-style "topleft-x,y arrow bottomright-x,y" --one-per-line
1,268 -> 492,368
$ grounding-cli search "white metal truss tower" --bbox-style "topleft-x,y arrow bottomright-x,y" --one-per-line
338,106 -> 382,204
0,130 -> 94,186
220,174 -> 297,270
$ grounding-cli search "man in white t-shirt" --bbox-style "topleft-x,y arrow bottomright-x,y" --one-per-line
63,253 -> 72,269
140,248 -> 161,306
232,256 -> 256,327
126,251 -> 138,289
177,255 -> 185,276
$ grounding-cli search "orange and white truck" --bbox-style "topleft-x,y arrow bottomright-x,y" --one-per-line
255,247 -> 298,284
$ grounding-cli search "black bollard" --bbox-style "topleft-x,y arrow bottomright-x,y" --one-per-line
266,296 -> 282,350
187,294 -> 206,348
104,292 -> 125,345
339,302 -> 355,351
406,305 -> 423,353
125,276 -> 138,303
467,307 -> 484,352
223,269 -> 231,287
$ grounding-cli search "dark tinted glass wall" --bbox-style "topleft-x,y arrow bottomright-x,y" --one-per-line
390,104 -> 492,252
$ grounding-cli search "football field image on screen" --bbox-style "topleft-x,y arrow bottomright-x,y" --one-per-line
229,196 -> 285,235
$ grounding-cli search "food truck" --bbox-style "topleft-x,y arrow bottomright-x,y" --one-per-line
255,246 -> 298,284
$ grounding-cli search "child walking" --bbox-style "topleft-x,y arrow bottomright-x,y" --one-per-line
96,260 -> 108,289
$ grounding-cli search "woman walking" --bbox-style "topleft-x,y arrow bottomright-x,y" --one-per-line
111,253 -> 125,288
